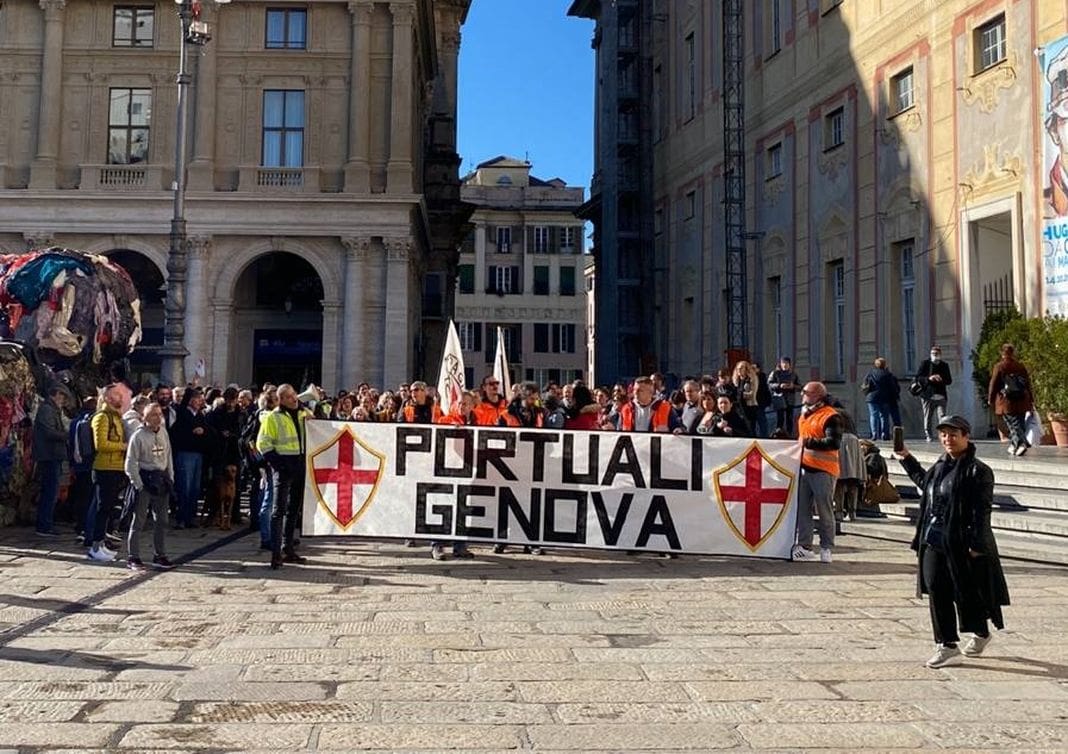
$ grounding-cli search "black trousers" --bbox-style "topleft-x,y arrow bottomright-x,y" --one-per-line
922,546 -> 988,645
1002,412 -> 1027,449
270,463 -> 304,557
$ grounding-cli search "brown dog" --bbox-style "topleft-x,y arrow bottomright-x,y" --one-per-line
214,464 -> 238,530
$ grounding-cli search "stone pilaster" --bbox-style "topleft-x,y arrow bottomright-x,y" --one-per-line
340,237 -> 371,385
320,299 -> 343,393
183,236 -> 211,379
209,302 -> 232,387
344,1 -> 373,193
29,0 -> 67,189
188,3 -> 219,191
387,2 -> 414,193
383,237 -> 412,385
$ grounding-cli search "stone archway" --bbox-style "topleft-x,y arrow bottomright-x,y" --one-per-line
228,252 -> 326,389
102,249 -> 165,388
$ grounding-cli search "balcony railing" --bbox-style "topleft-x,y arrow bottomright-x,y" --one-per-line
238,166 -> 321,193
81,164 -> 165,190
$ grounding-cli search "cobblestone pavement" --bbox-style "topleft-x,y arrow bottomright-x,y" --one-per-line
0,526 -> 1066,752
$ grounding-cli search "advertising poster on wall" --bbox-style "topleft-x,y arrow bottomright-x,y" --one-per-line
1041,37 -> 1068,315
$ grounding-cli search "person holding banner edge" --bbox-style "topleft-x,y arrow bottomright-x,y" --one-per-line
793,382 -> 842,564
256,384 -> 311,570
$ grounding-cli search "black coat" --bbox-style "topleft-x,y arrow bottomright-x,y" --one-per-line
914,358 -> 953,400
862,367 -> 900,405
900,444 -> 1010,628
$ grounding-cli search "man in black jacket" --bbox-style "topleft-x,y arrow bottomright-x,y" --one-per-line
171,386 -> 214,528
32,386 -> 68,537
914,345 -> 953,442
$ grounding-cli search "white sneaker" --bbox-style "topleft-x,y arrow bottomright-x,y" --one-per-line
925,644 -> 963,668
1006,444 -> 1017,455
963,634 -> 991,656
98,543 -> 118,559
1014,443 -> 1029,457
792,545 -> 819,562
87,545 -> 115,562
430,544 -> 446,561
820,548 -> 833,563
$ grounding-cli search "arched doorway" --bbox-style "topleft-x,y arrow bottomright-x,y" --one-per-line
104,249 -> 165,388
232,252 -> 324,389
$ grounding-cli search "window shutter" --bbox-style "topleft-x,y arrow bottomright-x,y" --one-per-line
487,265 -> 496,292
567,324 -> 576,353
534,324 -> 548,353
512,324 -> 522,361
511,265 -> 522,294
485,324 -> 494,362
551,324 -> 560,353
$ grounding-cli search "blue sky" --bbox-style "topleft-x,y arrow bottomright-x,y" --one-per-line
457,0 -> 595,193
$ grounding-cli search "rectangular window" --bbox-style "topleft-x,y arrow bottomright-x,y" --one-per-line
684,190 -> 696,220
457,264 -> 474,295
824,107 -> 844,150
559,265 -> 576,296
262,90 -> 304,167
487,265 -> 521,294
552,324 -> 576,354
976,14 -> 1006,73
458,322 -> 482,352
685,32 -> 696,120
108,88 -> 151,165
533,265 -> 550,296
768,276 -> 782,363
113,6 -> 154,48
496,226 -> 511,253
830,261 -> 846,377
266,8 -> 307,50
534,323 -> 549,353
560,226 -> 577,253
533,226 -> 549,253
767,143 -> 783,178
899,241 -> 917,374
891,67 -> 914,114
769,0 -> 783,54
653,63 -> 663,142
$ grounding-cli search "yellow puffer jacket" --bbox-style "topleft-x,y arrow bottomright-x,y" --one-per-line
91,408 -> 127,472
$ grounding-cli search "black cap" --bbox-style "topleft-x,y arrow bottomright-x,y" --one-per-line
936,415 -> 971,434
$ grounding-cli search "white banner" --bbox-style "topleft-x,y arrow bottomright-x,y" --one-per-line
302,420 -> 802,559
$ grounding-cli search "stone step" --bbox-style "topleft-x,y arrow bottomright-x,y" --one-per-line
876,501 -> 1068,539
879,447 -> 1068,490
886,473 -> 1068,513
842,517 -> 1068,567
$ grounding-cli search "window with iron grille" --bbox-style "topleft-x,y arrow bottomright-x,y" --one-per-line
108,88 -> 151,164
113,6 -> 154,47
976,14 -> 1005,73
266,8 -> 307,50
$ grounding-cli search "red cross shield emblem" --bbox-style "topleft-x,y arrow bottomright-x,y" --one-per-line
308,426 -> 385,530
712,443 -> 796,551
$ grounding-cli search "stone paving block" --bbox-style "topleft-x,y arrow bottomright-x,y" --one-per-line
119,722 -> 312,749
0,723 -> 120,748
791,662 -> 938,681
186,700 -> 374,723
832,680 -> 963,700
0,682 -> 173,700
336,681 -> 517,702
683,681 -> 838,702
914,699 -> 1068,722
212,633 -> 334,649
433,647 -> 573,663
335,633 -> 482,649
517,681 -> 689,703
184,647 -> 421,665
424,620 -> 534,634
470,662 -> 644,681
946,680 -> 1068,699
113,664 -> 244,684
641,663 -> 799,682
571,647 -> 719,664
243,663 -> 379,683
276,620 -> 421,635
379,701 -> 553,724
911,721 -> 1068,748
170,681 -> 328,702
526,723 -> 740,750
476,632 -> 613,648
378,664 -> 470,682
316,723 -> 521,750
737,721 -> 928,748
0,700 -> 84,723
87,700 -> 179,722
0,659 -> 110,682
753,700 -> 927,723
552,701 -> 761,724
650,619 -> 787,635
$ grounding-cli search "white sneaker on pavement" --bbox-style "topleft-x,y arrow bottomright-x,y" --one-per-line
430,544 -> 446,561
820,548 -> 833,563
87,545 -> 115,562
963,634 -> 991,656
925,644 -> 963,668
792,545 -> 819,562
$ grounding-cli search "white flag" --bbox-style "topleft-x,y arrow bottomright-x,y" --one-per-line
436,319 -> 466,415
493,326 -> 512,398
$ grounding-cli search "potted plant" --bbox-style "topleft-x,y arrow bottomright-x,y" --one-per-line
1027,315 -> 1068,446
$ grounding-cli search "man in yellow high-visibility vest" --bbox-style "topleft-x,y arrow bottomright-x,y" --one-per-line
256,383 -> 311,570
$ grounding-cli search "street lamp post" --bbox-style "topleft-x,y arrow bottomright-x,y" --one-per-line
159,0 -> 225,387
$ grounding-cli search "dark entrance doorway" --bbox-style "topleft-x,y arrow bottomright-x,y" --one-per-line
105,249 -> 165,388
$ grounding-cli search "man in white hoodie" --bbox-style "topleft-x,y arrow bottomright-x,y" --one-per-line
124,403 -> 175,570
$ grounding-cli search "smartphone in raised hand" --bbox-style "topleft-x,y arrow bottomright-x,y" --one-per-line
892,426 -> 905,454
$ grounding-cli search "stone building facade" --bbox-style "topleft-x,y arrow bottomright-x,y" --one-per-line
0,0 -> 471,392
572,0 -> 1066,430
456,157 -> 591,389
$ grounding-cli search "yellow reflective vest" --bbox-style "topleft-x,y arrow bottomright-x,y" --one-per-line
256,406 -> 309,457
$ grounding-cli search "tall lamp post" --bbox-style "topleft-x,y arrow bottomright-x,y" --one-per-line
159,0 -> 227,386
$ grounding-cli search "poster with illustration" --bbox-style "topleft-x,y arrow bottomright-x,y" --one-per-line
1041,37 -> 1068,314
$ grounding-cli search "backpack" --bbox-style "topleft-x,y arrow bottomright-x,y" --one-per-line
72,412 -> 96,466
1001,372 -> 1027,401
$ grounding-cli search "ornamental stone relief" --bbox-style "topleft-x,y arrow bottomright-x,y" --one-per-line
762,174 -> 787,206
960,54 -> 1018,114
879,110 -> 922,147
817,146 -> 849,181
960,141 -> 1022,201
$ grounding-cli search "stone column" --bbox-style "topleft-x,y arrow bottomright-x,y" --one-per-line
209,302 -> 233,386
183,236 -> 211,379
344,1 -> 373,193
188,3 -> 219,191
383,237 -> 411,385
320,299 -> 343,393
386,2 -> 414,193
340,237 -> 370,386
29,0 -> 67,189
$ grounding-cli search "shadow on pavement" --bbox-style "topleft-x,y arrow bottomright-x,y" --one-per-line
0,645 -> 190,674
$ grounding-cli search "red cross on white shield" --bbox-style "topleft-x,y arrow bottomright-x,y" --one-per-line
309,428 -> 384,529
713,444 -> 795,551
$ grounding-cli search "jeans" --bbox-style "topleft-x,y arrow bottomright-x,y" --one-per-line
795,468 -> 836,550
775,404 -> 795,436
922,546 -> 988,644
127,487 -> 169,560
174,451 -> 204,527
1003,412 -> 1027,449
755,407 -> 770,438
867,402 -> 884,440
89,470 -> 127,547
70,468 -> 93,534
921,397 -> 948,440
270,461 -> 304,557
258,470 -> 273,546
35,460 -> 62,533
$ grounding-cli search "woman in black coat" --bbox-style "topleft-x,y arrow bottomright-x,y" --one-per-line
895,415 -> 1010,669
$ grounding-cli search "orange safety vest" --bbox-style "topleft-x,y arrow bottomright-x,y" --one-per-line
797,404 -> 840,476
618,399 -> 672,432
472,397 -> 519,427
402,402 -> 442,424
